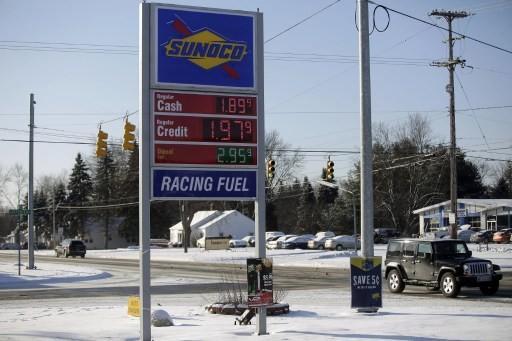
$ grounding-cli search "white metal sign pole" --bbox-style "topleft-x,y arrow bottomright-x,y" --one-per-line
139,3 -> 151,340
254,11 -> 267,336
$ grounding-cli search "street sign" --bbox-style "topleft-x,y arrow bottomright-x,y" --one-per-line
8,209 -> 29,215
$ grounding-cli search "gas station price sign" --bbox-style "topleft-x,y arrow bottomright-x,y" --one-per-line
154,91 -> 257,116
152,90 -> 258,168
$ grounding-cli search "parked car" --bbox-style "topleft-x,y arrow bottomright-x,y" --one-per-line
314,231 -> 335,239
55,239 -> 86,258
242,235 -> 255,247
229,239 -> 248,248
385,239 -> 502,298
0,242 -> 20,250
265,231 -> 285,241
266,235 -> 296,249
325,235 -> 360,251
457,229 -> 478,242
493,230 -> 511,244
308,236 -> 332,250
374,228 -> 400,244
470,230 -> 494,244
282,235 -> 315,249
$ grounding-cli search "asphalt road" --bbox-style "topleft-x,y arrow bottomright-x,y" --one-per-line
1,254 -> 510,302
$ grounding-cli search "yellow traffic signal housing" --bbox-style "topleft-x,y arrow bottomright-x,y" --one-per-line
96,129 -> 108,158
326,160 -> 335,180
123,120 -> 136,151
267,159 -> 276,179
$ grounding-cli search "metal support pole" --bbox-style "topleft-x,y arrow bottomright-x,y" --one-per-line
28,93 -> 35,269
358,0 -> 374,258
52,195 -> 56,247
352,196 -> 357,255
254,11 -> 267,336
139,3 -> 151,340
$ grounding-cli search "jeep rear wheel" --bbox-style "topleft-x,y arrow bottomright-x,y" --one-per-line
387,269 -> 405,293
335,244 -> 343,251
440,272 -> 460,298
480,281 -> 499,295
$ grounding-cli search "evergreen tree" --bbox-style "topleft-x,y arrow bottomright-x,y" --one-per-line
66,153 -> 93,238
273,179 -> 301,233
94,149 -> 117,249
33,189 -> 50,241
119,142 -> 139,244
296,177 -> 318,234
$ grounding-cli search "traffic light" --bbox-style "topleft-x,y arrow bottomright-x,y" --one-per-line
123,120 -> 136,151
96,129 -> 108,158
267,159 -> 276,179
326,160 -> 335,180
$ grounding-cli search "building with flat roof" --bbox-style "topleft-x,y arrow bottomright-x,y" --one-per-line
413,199 -> 512,236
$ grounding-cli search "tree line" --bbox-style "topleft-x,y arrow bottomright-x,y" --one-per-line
0,116 -> 510,246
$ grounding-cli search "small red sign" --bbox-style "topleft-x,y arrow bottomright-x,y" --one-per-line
154,91 -> 257,116
155,144 -> 257,165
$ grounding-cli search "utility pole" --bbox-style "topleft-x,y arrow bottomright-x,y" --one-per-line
28,93 -> 36,269
430,9 -> 469,239
358,0 -> 374,258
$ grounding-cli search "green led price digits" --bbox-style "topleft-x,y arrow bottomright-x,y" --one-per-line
217,147 -> 253,164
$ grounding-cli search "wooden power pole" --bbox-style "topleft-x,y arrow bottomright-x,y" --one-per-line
430,9 -> 469,239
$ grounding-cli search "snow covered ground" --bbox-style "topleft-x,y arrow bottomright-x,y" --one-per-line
0,244 -> 511,340
28,242 -> 512,269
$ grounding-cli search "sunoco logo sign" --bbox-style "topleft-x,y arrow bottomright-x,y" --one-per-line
156,7 -> 255,89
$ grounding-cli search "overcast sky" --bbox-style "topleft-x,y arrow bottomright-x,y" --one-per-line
1,0 -> 511,204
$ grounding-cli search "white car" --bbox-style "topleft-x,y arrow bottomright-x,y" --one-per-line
325,235 -> 361,251
266,234 -> 296,249
308,236 -> 331,249
242,235 -> 255,247
229,239 -> 248,248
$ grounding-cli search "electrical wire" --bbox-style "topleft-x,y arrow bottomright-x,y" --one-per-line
265,0 -> 343,44
369,0 -> 512,55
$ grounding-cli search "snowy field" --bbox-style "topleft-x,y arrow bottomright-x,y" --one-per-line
0,244 -> 511,340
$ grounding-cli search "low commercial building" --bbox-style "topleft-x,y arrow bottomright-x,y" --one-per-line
413,199 -> 512,236
169,210 -> 254,247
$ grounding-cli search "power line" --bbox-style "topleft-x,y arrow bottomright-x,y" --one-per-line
265,0 -> 343,44
369,1 -> 512,55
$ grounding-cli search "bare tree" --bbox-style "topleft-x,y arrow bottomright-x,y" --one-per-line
10,163 -> 28,207
265,130 -> 304,191
0,164 -> 13,207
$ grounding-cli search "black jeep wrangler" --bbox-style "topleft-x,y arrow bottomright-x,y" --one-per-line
384,239 -> 502,298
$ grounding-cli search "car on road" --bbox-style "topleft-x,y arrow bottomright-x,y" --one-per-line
55,239 -> 86,258
325,235 -> 360,251
470,230 -> 494,244
282,235 -> 315,249
384,239 -> 502,298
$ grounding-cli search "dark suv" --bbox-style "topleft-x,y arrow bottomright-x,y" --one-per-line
384,239 -> 502,298
55,239 -> 86,258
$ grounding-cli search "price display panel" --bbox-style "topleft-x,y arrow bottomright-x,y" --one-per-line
154,91 -> 257,116
155,144 -> 257,165
154,115 -> 257,143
